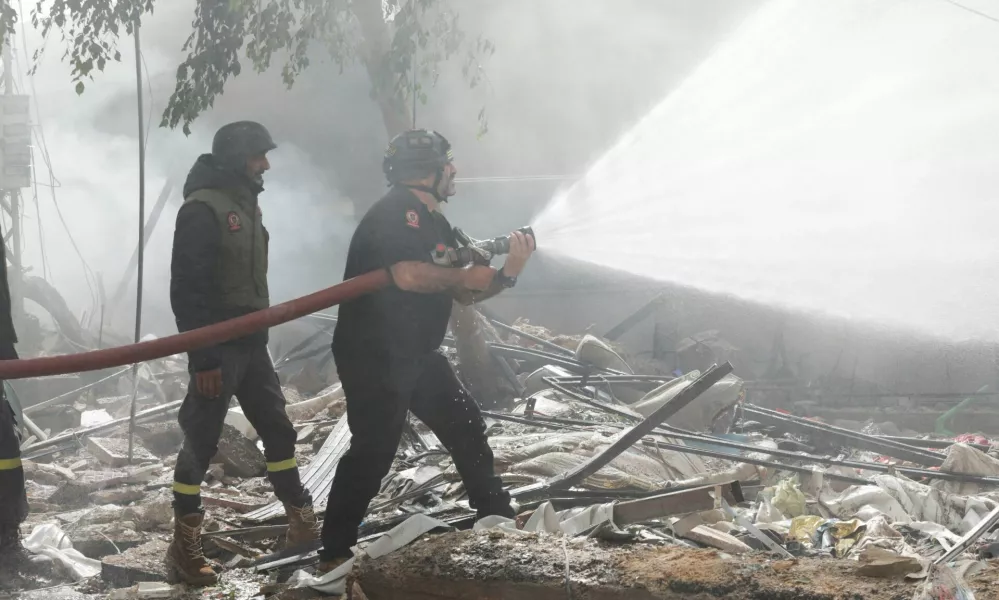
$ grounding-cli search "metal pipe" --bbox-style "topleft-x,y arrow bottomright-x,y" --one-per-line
501,411 -> 998,485
0,270 -> 391,379
744,405 -> 944,467
879,435 -> 992,453
551,363 -> 733,490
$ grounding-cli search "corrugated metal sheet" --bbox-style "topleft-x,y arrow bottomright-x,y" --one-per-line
244,414 -> 352,522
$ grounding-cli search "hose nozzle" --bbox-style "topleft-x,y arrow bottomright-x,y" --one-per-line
474,226 -> 536,255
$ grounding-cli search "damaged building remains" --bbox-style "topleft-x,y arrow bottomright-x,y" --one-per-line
4,308 -> 999,600
2,1 -> 999,600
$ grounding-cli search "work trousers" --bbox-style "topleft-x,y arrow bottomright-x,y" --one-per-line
173,343 -> 310,515
0,386 -> 27,526
319,351 -> 513,560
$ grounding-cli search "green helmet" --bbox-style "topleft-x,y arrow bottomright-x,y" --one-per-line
212,121 -> 277,171
382,129 -> 453,185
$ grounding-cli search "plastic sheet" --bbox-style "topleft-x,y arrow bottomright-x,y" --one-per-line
293,514 -> 453,595
23,523 -> 101,581
772,478 -> 806,518
913,563 -> 978,600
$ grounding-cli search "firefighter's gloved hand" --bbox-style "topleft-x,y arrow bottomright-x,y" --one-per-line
0,342 -> 17,361
196,368 -> 223,399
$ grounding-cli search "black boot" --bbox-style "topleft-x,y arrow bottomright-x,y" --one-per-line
0,522 -> 27,572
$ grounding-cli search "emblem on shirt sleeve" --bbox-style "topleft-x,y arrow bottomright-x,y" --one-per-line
405,210 -> 420,229
227,211 -> 242,232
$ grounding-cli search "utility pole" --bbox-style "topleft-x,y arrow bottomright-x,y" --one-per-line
0,21 -> 31,323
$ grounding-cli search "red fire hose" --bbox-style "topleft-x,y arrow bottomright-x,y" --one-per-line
0,269 -> 391,380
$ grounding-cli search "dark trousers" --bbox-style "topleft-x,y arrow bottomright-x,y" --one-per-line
173,343 -> 309,515
0,387 -> 27,526
319,351 -> 513,560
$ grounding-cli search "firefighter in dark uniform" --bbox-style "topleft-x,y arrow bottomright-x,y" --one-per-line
318,129 -> 535,571
168,122 -> 319,585
0,234 -> 26,569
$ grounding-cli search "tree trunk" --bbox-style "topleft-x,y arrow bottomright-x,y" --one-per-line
351,0 -> 410,138
350,0 -> 508,406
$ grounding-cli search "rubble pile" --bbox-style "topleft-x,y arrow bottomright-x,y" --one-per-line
6,315 -> 999,600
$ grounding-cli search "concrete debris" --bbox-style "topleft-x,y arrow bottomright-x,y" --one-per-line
100,540 -> 170,587
12,314 -> 999,600
211,423 -> 266,478
133,422 -> 184,457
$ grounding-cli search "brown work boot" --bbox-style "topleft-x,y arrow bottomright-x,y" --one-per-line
284,502 -> 321,548
165,513 -> 217,586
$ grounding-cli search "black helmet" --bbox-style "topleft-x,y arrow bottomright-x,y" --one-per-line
212,121 -> 277,171
383,129 -> 453,185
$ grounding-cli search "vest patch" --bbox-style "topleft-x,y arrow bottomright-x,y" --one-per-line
405,210 -> 420,229
227,211 -> 242,232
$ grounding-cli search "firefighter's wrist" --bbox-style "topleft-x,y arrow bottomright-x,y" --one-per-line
495,267 -> 517,289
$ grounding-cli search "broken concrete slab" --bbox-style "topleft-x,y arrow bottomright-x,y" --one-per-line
101,540 -> 169,587
87,437 -> 156,467
48,466 -> 162,508
210,423 -> 266,478
134,422 -> 184,457
70,522 -> 148,559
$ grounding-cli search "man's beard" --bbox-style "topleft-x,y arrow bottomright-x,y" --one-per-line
441,173 -> 456,197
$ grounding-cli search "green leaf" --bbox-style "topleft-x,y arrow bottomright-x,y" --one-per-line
74,80 -> 84,95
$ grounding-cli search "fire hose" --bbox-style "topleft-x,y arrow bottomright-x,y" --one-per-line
0,269 -> 391,380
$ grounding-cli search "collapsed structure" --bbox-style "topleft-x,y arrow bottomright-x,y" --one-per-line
4,309 -> 999,600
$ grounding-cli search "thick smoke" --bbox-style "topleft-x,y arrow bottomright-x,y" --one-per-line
18,0 -> 758,337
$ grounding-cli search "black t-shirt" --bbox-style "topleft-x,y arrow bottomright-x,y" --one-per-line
333,186 -> 459,361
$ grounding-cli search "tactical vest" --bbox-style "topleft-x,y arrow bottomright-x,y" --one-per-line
183,188 -> 269,310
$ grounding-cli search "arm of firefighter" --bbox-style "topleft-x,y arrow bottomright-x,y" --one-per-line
389,262 -> 469,293
452,277 -> 506,305
170,202 -> 222,372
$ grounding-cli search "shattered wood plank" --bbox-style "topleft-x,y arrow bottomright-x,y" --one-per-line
613,483 -> 738,525
549,362 -> 733,490
243,413 -> 351,522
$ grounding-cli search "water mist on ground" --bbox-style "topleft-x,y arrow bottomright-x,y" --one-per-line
531,0 -> 999,342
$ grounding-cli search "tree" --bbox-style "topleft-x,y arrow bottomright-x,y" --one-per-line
20,0 -> 494,137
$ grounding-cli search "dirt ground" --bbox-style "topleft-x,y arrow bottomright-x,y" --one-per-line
353,530 -> 999,600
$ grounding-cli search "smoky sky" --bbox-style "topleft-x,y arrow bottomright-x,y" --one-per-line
17,0 -> 759,338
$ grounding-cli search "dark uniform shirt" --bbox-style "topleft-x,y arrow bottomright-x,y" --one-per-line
333,185 -> 458,361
